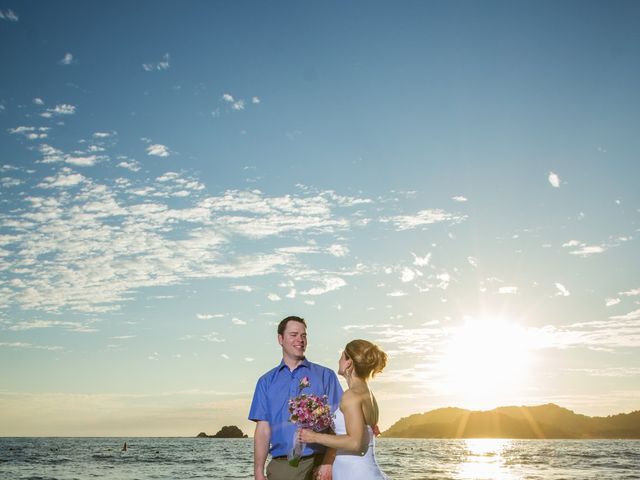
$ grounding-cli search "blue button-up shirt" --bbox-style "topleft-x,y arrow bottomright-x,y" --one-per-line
248,358 -> 343,458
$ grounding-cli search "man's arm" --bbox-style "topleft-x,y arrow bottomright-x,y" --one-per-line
314,448 -> 336,480
254,420 -> 271,480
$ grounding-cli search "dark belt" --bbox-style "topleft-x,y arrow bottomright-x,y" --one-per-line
272,454 -> 317,461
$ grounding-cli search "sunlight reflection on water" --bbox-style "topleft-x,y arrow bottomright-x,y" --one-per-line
454,439 -> 518,480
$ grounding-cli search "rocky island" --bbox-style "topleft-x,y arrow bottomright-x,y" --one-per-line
197,425 -> 248,438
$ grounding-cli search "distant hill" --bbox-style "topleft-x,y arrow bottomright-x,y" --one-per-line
197,425 -> 248,438
382,404 -> 640,439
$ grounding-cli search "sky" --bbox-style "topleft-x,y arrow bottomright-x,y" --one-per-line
1,0 -> 639,437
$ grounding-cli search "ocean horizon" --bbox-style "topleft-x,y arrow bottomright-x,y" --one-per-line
2,437 -> 639,480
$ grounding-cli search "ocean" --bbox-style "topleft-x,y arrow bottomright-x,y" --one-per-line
1,437 -> 639,480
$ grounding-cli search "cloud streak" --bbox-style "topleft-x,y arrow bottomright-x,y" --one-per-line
143,53 -> 170,71
381,209 -> 466,231
0,9 -> 18,21
0,172 -> 370,314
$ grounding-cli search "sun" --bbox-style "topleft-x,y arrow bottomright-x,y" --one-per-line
437,317 -> 533,410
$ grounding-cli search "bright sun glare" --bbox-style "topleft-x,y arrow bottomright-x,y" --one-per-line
438,317 -> 533,410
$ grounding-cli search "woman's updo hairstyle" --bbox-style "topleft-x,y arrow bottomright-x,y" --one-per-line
344,339 -> 387,379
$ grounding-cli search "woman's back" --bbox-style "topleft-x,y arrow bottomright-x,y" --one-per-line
332,396 -> 387,480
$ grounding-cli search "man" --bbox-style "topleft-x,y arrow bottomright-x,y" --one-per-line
249,316 -> 343,480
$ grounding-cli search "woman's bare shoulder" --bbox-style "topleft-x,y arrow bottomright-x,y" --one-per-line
340,388 -> 364,407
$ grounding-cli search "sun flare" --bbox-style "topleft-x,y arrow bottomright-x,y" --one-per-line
438,317 -> 533,410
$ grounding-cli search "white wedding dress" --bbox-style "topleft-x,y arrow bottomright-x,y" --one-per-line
332,408 -> 388,479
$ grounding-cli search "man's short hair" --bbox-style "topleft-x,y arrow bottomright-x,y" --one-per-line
277,316 -> 307,335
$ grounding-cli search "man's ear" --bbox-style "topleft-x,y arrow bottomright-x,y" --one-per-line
277,334 -> 283,346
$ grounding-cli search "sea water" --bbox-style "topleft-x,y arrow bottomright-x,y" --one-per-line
1,437 -> 639,480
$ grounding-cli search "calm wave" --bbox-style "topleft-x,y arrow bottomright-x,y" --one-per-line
1,437 -> 639,479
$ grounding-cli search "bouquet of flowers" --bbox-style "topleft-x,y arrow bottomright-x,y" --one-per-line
287,376 -> 334,467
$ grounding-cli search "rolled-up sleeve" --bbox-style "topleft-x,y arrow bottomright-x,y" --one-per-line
248,376 -> 270,422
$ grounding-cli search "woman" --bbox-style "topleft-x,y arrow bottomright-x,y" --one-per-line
299,339 -> 388,480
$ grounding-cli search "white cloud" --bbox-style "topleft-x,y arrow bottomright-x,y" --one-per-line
0,342 -> 62,351
65,155 -> 98,167
93,132 -> 113,138
202,333 -> 226,343
8,126 -> 49,140
562,240 -> 607,257
0,174 -> 372,314
548,171 -> 561,188
568,367 -> 640,378
387,290 -> 408,297
562,240 -> 581,247
412,252 -> 431,267
1,177 -> 23,188
400,267 -> 415,283
301,277 -> 346,296
498,286 -> 519,294
231,285 -> 253,292
328,244 -> 349,257
33,98 -> 44,105
451,196 -> 467,202
267,293 -> 281,302
569,245 -> 606,257
142,53 -> 170,71
0,9 -> 19,21
381,209 -> 466,231
8,319 -> 97,333
232,317 -> 247,325
196,313 -> 224,320
47,104 -> 76,116
157,172 -> 179,182
621,288 -> 640,297
342,324 -> 375,331
555,283 -> 570,297
59,53 -> 75,65
220,93 -> 258,112
436,273 -> 451,290
37,169 -> 85,188
37,144 -> 63,163
117,161 -> 141,172
147,144 -> 170,157
609,309 -> 640,322
605,298 -> 621,307
221,353 -> 230,359
467,256 -> 478,268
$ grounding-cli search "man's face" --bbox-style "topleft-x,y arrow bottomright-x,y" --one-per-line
278,321 -> 307,360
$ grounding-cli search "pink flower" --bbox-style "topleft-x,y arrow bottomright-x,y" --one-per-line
299,376 -> 311,390
288,393 -> 334,432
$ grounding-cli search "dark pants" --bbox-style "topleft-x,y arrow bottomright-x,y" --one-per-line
266,455 -> 323,480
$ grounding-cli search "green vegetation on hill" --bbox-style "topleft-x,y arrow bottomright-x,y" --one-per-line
382,404 -> 640,439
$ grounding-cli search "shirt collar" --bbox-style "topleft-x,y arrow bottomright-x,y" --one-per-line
277,357 -> 310,371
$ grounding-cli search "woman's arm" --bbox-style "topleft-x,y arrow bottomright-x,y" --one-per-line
299,392 -> 369,454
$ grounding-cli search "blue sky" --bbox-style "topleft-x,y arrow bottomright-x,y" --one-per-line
1,0 -> 639,436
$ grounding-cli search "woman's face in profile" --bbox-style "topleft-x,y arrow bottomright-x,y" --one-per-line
338,350 -> 351,376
